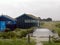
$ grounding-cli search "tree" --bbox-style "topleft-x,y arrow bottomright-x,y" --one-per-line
46,18 -> 52,21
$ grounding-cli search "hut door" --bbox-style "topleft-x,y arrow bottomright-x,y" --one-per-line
0,21 -> 6,31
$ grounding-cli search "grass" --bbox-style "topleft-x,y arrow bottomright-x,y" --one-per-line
40,21 -> 60,35
41,21 -> 60,45
0,27 -> 35,39
42,41 -> 60,45
0,27 -> 36,45
40,21 -> 57,30
0,38 -> 36,45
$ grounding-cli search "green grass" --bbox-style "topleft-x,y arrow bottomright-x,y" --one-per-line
0,27 -> 36,45
40,21 -> 60,45
43,41 -> 60,45
0,27 -> 35,39
0,38 -> 36,45
40,21 -> 60,36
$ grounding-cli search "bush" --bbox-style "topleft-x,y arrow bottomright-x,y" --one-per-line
0,27 -> 35,39
52,37 -> 60,43
55,23 -> 60,28
0,31 -> 17,39
18,30 -> 28,38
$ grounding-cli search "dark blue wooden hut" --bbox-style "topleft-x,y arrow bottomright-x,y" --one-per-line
16,14 -> 39,29
0,15 -> 16,31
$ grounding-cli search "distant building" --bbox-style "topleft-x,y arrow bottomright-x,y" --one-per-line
16,14 -> 39,29
0,15 -> 16,31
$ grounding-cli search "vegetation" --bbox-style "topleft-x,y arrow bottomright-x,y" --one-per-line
0,27 -> 35,39
55,23 -> 60,28
41,18 -> 52,21
0,27 -> 36,45
43,41 -> 60,45
40,21 -> 60,45
40,21 -> 60,36
0,37 -> 36,45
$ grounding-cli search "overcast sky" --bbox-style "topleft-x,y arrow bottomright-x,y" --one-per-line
0,0 -> 60,20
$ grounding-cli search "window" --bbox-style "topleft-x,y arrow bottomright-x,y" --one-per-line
8,21 -> 11,24
25,20 -> 38,23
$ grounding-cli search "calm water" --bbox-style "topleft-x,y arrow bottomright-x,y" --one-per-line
33,28 -> 53,37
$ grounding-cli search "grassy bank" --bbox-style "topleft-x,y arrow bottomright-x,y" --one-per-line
0,27 -> 36,45
41,21 -> 60,45
0,27 -> 35,39
43,41 -> 60,45
0,38 -> 36,45
40,21 -> 60,36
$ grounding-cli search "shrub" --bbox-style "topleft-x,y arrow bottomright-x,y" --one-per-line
1,31 -> 17,39
55,23 -> 60,28
0,27 -> 35,39
17,30 -> 28,38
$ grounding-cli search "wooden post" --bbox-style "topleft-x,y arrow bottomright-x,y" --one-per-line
28,34 -> 30,43
27,29 -> 30,43
49,35 -> 51,43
